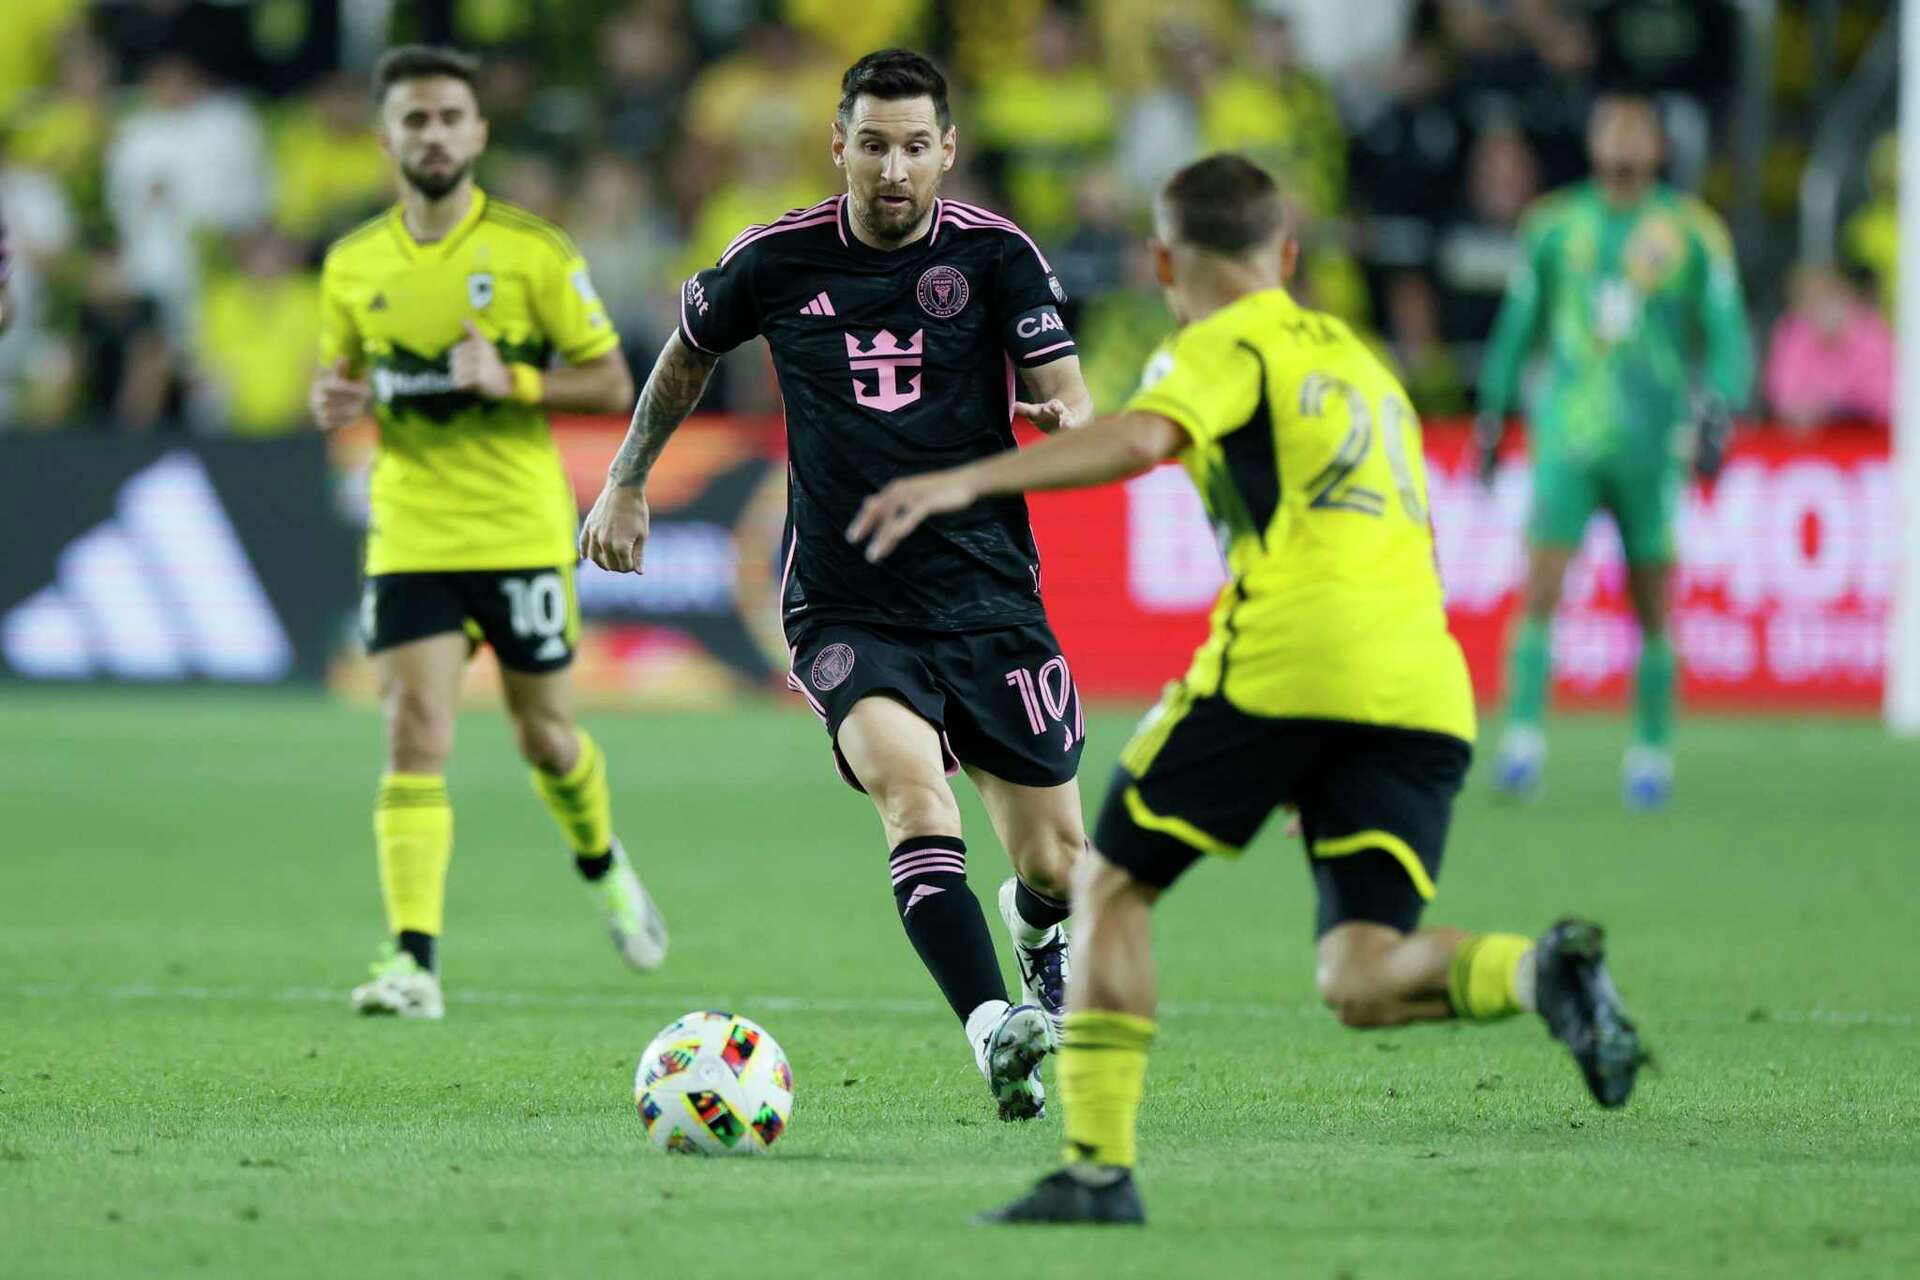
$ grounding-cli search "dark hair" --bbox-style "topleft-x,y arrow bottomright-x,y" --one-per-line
1157,154 -> 1287,255
371,44 -> 481,106
837,48 -> 950,131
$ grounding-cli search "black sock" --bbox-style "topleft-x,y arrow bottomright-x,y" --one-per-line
575,849 -> 613,881
1014,879 -> 1072,931
397,929 -> 437,974
889,836 -> 1007,1022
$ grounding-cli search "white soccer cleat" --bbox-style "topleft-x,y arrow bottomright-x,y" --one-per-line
1492,725 -> 1546,801
350,946 -> 444,1020
1622,745 -> 1673,813
974,1002 -> 1050,1121
998,877 -> 1070,1048
594,838 -> 668,972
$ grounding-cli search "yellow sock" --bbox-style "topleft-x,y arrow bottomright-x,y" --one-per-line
1059,1011 -> 1156,1169
1448,933 -> 1533,1021
374,773 -> 453,936
532,729 -> 613,855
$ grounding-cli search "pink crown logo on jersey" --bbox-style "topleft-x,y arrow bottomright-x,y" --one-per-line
916,265 -> 970,319
845,329 -> 925,413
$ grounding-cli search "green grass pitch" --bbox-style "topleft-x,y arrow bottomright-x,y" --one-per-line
2,692 -> 1916,1278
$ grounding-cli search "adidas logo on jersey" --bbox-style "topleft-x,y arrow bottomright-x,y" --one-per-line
798,291 -> 836,317
0,452 -> 294,681
369,292 -> 388,311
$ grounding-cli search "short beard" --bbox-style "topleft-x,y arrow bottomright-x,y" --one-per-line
401,160 -> 469,201
853,190 -> 932,246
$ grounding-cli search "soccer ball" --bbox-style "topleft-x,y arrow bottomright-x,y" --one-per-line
633,1010 -> 794,1156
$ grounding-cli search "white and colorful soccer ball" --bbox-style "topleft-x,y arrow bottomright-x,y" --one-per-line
633,1011 -> 794,1156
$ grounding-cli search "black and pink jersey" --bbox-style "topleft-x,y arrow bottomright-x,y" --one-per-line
679,194 -> 1077,637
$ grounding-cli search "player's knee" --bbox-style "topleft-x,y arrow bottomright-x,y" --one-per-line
383,688 -> 452,772
873,778 -> 961,841
1007,822 -> 1082,899
511,711 -> 574,773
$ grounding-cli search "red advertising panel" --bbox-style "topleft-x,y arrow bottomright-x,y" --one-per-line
1028,422 -> 1893,710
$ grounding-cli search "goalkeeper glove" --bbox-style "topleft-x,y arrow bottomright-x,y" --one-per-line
1472,411 -> 1506,489
1693,397 -> 1733,482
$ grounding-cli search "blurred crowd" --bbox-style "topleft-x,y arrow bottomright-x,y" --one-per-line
0,0 -> 1898,434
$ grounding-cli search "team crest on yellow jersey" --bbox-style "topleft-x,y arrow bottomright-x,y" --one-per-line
468,272 -> 494,309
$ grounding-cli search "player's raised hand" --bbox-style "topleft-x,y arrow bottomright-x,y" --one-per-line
847,470 -> 979,563
1013,398 -> 1084,433
579,484 -> 651,574
310,357 -> 371,431
450,318 -> 512,399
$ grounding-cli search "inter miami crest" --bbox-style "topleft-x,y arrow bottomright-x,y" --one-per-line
467,272 -> 494,309
916,265 -> 969,319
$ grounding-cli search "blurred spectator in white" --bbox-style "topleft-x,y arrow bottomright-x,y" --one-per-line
272,72 -> 389,247
1117,20 -> 1215,200
105,54 -> 272,331
1255,0 -> 1416,130
1383,270 -> 1466,416
1844,132 -> 1896,322
567,152 -> 681,375
1763,263 -> 1892,432
1436,120 -> 1540,339
600,4 -> 696,171
973,5 -> 1115,236
6,30 -> 115,224
193,226 -> 319,436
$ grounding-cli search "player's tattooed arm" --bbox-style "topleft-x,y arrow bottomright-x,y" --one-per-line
606,332 -> 720,489
1013,355 -> 1094,435
581,332 -> 719,574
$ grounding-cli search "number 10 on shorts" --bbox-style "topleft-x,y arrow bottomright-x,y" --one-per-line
1006,657 -> 1083,751
501,572 -> 567,639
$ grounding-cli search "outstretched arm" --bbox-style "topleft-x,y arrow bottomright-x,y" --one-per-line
847,409 -> 1187,563
578,331 -> 721,573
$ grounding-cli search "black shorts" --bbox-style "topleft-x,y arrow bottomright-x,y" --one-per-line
1092,686 -> 1471,935
788,620 -> 1084,792
362,566 -> 580,673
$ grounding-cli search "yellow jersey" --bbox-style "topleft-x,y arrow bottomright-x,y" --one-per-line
319,189 -> 619,575
1125,288 -> 1475,743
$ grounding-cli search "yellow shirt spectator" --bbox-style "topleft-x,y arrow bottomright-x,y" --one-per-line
201,250 -> 322,436
0,0 -> 81,117
1203,67 -> 1345,218
782,0 -> 929,64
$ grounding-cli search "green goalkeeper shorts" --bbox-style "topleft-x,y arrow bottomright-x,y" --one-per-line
1528,446 -> 1682,566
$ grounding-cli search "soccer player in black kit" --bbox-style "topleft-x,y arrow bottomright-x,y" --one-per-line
581,50 -> 1092,1120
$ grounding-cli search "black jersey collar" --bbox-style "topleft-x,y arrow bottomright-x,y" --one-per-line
838,194 -> 942,260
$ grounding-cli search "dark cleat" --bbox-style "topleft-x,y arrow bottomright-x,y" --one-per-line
1534,917 -> 1648,1108
975,1169 -> 1146,1226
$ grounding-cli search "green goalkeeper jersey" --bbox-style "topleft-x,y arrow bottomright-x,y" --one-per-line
1477,181 -> 1753,461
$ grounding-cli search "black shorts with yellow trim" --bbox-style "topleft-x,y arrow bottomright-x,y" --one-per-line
1091,685 -> 1472,935
362,565 -> 581,673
